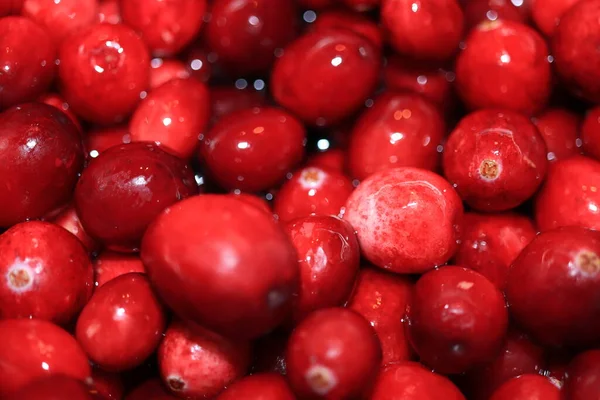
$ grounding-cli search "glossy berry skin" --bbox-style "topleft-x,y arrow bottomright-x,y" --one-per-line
141,195 -> 300,339
97,0 -> 120,24
381,0 -> 464,61
443,109 -> 548,211
406,266 -> 509,374
274,167 -> 354,222
200,107 -> 306,192
93,251 -> 145,288
230,192 -> 272,214
216,373 -> 295,400
489,375 -> 560,400
310,9 -> 383,49
453,212 -> 537,290
348,92 -> 445,180
306,149 -> 346,174
184,46 -> 212,83
58,23 -> 150,125
582,106 -> 600,160
533,107 -> 582,162
534,156 -> 600,231
158,320 -> 251,399
286,308 -> 381,399
206,0 -> 298,75
129,78 -> 210,159
344,167 -> 463,274
38,92 -> 82,132
342,0 -> 380,11
283,216 -> 360,323
75,143 -> 197,252
149,58 -> 190,90
0,103 -> 84,228
76,273 -> 166,372
84,125 -> 131,157
52,204 -> 99,253
0,221 -> 93,325
7,375 -> 94,400
0,318 -> 91,396
90,368 -> 124,400
463,0 -> 527,29
210,87 -> 266,123
531,0 -> 581,36
126,379 -> 178,400
121,0 -> 206,56
456,20 -> 551,115
506,226 -> 600,348
271,29 -> 380,126
563,350 -> 600,400
347,268 -> 413,366
370,362 -> 465,400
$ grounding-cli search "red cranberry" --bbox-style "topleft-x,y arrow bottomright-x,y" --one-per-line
149,58 -> 190,90
381,0 -> 464,61
210,86 -> 267,123
94,251 -> 145,288
129,78 -> 210,159
0,17 -> 56,110
342,0 -> 380,11
534,156 -> 600,231
370,362 -> 466,400
7,375 -> 94,400
200,107 -> 306,192
58,23 -> 150,125
541,352 -> 570,389
582,106 -> 600,160
97,0 -> 120,24
90,368 -> 124,400
443,109 -> 548,211
533,107 -> 582,162
0,318 -> 91,396
158,320 -> 250,398
456,20 -> 551,115
463,0 -> 528,29
0,0 -> 23,16
563,350 -> 600,400
286,308 -> 381,399
38,93 -> 82,132
453,212 -> 537,290
347,268 -> 413,366
348,92 -> 445,180
125,379 -> 177,400
344,167 -> 463,274
76,273 -> 166,371
120,0 -> 206,56
205,0 -> 298,75
271,29 -> 380,126
306,149 -> 346,174
489,374 -> 560,400
298,0 -> 335,8
506,226 -> 600,348
531,0 -> 581,35
311,9 -> 383,48
84,125 -> 131,158
141,195 -> 300,339
52,204 -> 99,253
406,266 -> 509,374
184,46 -> 212,83
0,103 -> 83,227
230,192 -> 272,214
216,373 -> 295,400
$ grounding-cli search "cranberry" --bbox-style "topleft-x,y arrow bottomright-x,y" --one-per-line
90,368 -> 124,400
534,156 -> 600,231
406,266 -> 509,374
216,373 -> 294,400
344,167 -> 463,274
129,78 -> 210,159
158,320 -> 250,398
126,379 -> 178,400
120,0 -> 206,56
97,0 -> 120,24
210,86 -> 267,123
271,29 -> 380,126
93,251 -> 145,288
348,92 -> 445,180
205,0 -> 298,75
141,195 -> 299,339
52,204 -> 99,253
310,9 -> 383,49
200,107 -> 306,192
7,375 -> 94,400
370,362 -> 466,400
0,318 -> 91,396
0,0 -> 23,16
84,125 -> 131,157
230,192 -> 272,214
38,93 -> 83,132
453,212 -> 537,290
286,307 -> 381,399
0,103 -> 83,227
463,0 -> 528,29
443,109 -> 548,211
306,149 -> 347,174
506,226 -> 600,348
149,58 -> 190,90
531,0 -> 581,36
563,350 -> 600,400
347,268 -> 413,366
298,0 -> 335,8
76,273 -> 166,371
381,0 -> 464,61
533,107 -> 582,162
582,106 -> 600,160
183,46 -> 212,83
58,23 -> 150,125
489,374 -> 560,400
342,0 -> 380,11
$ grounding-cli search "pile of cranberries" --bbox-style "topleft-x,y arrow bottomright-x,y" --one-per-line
1,0 -> 600,399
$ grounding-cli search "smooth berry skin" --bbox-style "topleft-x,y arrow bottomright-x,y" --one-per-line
533,107 -> 582,162
84,125 -> 131,157
230,192 -> 272,214
453,212 -> 537,291
0,17 -> 56,110
286,308 -> 381,399
7,375 -> 94,400
121,0 -> 206,56
76,273 -> 166,372
534,156 -> 600,231
141,195 -> 300,339
0,0 -> 23,16
307,149 -> 346,174
283,216 -> 360,323
406,266 -> 509,375
0,221 -> 93,325
216,373 -> 295,400
0,318 -> 91,396
126,379 -> 178,400
344,167 -> 463,274
443,109 -> 548,212
463,0 -> 528,29
0,103 -> 84,228
58,23 -> 150,125
381,0 -> 464,61
271,29 -> 380,127
149,58 -> 190,90
347,268 -> 413,366
184,46 -> 212,83
93,251 -> 145,288
489,375 -> 560,400
563,350 -> 600,400
456,20 -> 551,116
90,368 -> 124,400
38,93 -> 82,132
129,78 -> 210,159
342,0 -> 380,11
310,9 -> 383,49
200,107 -> 306,192
348,92 -> 445,180
506,226 -> 600,348
582,106 -> 600,160
210,87 -> 266,123
52,204 -> 99,253
531,0 -> 581,36
97,0 -> 120,24
158,320 -> 251,399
